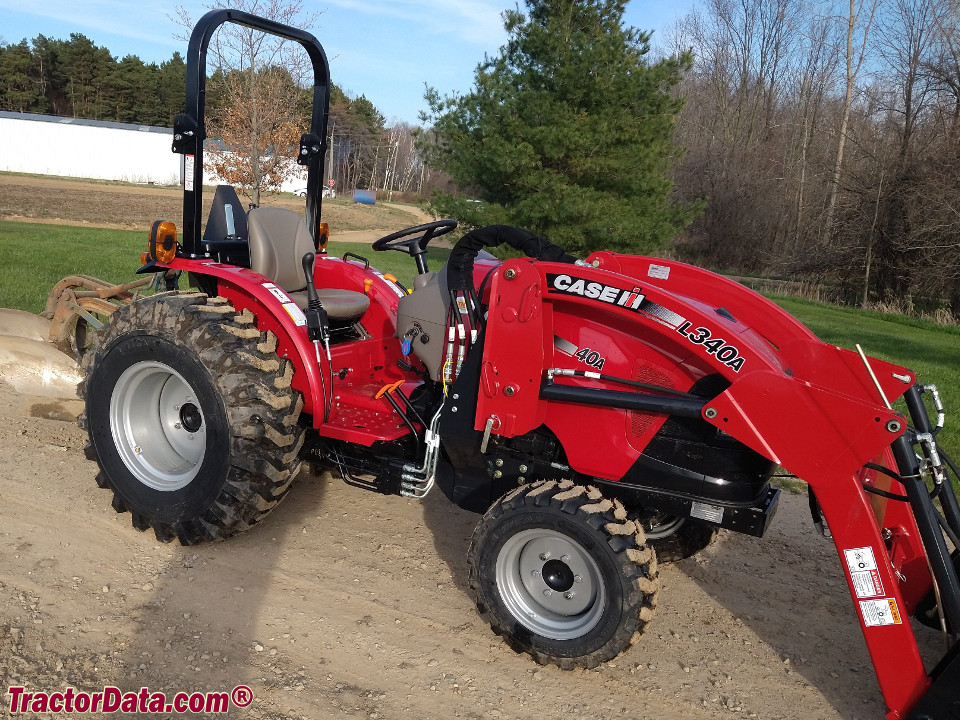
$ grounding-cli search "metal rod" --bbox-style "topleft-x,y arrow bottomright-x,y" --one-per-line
856,344 -> 892,409
540,383 -> 707,418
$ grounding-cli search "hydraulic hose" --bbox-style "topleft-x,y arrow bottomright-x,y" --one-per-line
446,225 -> 578,294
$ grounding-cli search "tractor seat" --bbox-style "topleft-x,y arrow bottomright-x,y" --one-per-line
248,207 -> 370,321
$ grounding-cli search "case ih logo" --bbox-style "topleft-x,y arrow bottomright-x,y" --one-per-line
547,274 -> 645,310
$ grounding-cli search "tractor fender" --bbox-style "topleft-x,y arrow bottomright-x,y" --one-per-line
164,259 -> 324,418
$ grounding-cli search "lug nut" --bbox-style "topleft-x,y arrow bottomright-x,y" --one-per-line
543,588 -> 553,597
539,552 -> 550,561
564,592 -> 575,600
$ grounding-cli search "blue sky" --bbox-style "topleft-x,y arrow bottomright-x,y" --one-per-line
0,0 -> 700,125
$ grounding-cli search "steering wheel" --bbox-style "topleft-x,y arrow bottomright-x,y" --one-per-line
373,219 -> 458,274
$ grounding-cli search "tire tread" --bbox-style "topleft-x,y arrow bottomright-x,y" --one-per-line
80,292 -> 304,544
468,480 -> 660,670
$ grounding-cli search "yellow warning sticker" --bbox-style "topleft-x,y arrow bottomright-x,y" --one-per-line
859,598 -> 902,627
282,302 -> 307,327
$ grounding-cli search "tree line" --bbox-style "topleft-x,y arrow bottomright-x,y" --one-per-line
421,0 -> 960,320
0,34 -> 187,126
664,0 -> 960,318
0,31 -> 437,202
12,0 -> 959,320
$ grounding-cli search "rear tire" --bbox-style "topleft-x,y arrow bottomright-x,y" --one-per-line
638,512 -> 718,563
80,292 -> 304,544
468,480 -> 659,669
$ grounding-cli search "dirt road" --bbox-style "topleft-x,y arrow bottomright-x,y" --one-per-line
0,174 -> 429,234
0,358 -> 948,720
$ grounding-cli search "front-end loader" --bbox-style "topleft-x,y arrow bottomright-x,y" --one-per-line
78,10 -> 959,718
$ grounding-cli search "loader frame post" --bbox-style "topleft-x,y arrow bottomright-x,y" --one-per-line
812,468 -> 931,718
889,436 -> 960,629
698,360 -> 960,718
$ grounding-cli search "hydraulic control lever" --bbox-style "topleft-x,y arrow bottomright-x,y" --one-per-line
301,252 -> 331,362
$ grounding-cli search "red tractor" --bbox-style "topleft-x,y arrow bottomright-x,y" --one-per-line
81,10 -> 960,718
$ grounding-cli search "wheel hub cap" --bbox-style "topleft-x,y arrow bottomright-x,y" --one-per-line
109,361 -> 207,492
542,559 -> 575,592
179,403 -> 203,433
496,529 -> 605,640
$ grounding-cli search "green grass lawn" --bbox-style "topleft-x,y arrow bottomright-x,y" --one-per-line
771,295 -> 960,476
0,220 -> 445,312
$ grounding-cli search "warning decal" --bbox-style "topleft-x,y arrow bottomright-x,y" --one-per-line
859,598 -> 902,627
844,546 -> 885,598
184,155 -> 195,192
648,264 -> 671,280
851,570 -> 884,598
262,283 -> 293,304
282,303 -> 307,327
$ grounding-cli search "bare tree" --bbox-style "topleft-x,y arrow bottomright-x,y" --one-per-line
660,0 -> 960,318
174,0 -> 319,204
821,0 -> 879,243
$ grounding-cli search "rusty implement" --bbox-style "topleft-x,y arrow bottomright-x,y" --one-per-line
43,275 -> 152,360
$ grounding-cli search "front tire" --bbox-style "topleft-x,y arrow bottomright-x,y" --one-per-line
81,292 -> 304,544
468,480 -> 660,669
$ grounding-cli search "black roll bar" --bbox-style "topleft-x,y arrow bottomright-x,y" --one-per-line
172,8 -> 330,256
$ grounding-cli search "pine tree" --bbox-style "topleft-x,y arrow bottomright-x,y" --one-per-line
110,55 -> 163,124
32,35 -> 70,116
424,0 -> 698,255
158,52 -> 187,127
63,34 -> 115,120
0,40 -> 45,113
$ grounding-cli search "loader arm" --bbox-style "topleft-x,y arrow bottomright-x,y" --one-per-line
475,255 -> 960,719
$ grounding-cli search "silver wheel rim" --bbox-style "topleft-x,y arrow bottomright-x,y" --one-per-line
109,360 -> 207,491
639,513 -> 685,540
495,528 -> 605,640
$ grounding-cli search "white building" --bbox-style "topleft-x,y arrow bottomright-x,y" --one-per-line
0,111 -> 306,191
0,111 -> 182,185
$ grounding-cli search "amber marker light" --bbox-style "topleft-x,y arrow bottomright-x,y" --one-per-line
318,222 -> 329,253
149,220 -> 178,263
